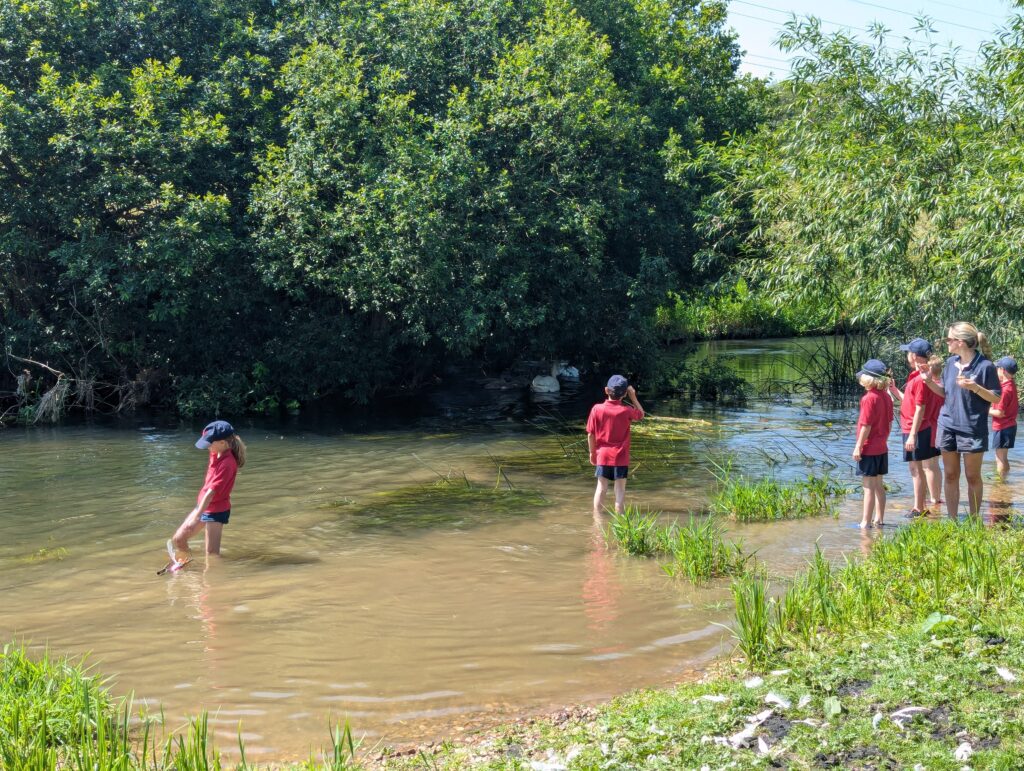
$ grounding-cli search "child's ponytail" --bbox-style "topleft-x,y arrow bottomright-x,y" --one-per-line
228,434 -> 247,468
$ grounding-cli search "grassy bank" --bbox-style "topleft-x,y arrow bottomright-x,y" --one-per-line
384,519 -> 1024,769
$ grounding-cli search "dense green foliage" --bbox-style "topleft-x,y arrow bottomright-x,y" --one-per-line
683,13 -> 1024,349
0,0 -> 762,416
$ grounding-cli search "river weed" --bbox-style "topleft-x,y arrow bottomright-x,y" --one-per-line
661,517 -> 755,584
730,574 -> 772,669
710,461 -> 840,522
607,506 -> 662,557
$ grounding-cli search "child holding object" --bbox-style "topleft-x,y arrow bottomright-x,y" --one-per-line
587,375 -> 644,516
886,338 -> 943,517
167,420 -> 246,567
990,356 -> 1018,479
853,359 -> 893,529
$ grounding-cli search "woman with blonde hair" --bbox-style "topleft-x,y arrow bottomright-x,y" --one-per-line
923,322 -> 1001,517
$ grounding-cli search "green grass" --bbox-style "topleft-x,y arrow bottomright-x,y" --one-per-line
606,507 -> 758,584
661,517 -> 755,584
710,468 -> 841,522
388,520 -> 1024,769
0,643 -> 361,770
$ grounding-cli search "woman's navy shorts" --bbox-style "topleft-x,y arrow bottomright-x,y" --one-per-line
595,465 -> 629,480
200,510 -> 230,524
903,427 -> 940,462
993,425 -> 1017,449
937,426 -> 987,454
858,453 -> 888,477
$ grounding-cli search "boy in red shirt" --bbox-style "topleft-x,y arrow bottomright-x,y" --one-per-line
853,359 -> 894,528
586,375 -> 645,515
990,356 -> 1018,479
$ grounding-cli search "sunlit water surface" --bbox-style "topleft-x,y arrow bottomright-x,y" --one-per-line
2,339 -> 1021,760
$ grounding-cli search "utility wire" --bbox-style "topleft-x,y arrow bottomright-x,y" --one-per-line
846,0 -> 994,34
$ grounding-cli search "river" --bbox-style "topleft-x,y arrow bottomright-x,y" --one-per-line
1,338 -> 1018,761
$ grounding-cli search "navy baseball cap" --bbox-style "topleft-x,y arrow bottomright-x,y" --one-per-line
994,356 -> 1018,374
196,420 -> 235,449
856,359 -> 888,378
606,374 -> 628,397
899,337 -> 933,356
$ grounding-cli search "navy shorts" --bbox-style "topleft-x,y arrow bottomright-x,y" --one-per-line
937,426 -> 987,454
992,425 -> 1017,449
200,510 -> 230,524
903,427 -> 940,462
858,453 -> 888,477
595,465 -> 629,480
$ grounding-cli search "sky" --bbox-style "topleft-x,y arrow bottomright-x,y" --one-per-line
727,0 -> 1018,78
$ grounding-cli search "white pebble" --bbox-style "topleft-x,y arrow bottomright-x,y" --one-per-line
797,695 -> 812,709
872,712 -> 884,730
744,676 -> 764,688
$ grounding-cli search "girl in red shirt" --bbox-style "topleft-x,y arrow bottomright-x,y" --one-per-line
990,357 -> 1018,480
853,360 -> 894,529
168,420 -> 246,567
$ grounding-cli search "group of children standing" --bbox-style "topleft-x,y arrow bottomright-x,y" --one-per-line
854,322 -> 1019,529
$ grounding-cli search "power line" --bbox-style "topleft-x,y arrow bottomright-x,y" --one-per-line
926,0 -> 1008,20
846,0 -> 994,34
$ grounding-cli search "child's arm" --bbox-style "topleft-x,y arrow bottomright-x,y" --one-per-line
923,376 -> 945,398
905,404 -> 925,451
587,433 -> 597,466
853,425 -> 871,461
185,488 -> 216,525
887,381 -> 904,401
626,385 -> 644,418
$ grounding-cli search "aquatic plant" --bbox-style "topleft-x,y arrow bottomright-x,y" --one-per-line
709,464 -> 840,522
607,506 -> 662,557
656,355 -> 750,404
328,472 -> 548,531
661,518 -> 754,584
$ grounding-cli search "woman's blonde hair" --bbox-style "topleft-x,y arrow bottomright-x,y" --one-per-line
948,322 -> 992,359
859,373 -> 890,390
227,433 -> 246,468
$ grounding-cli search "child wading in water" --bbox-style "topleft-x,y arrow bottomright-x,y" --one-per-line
887,338 -> 943,517
168,420 -> 246,566
853,359 -> 893,528
587,375 -> 644,516
990,357 -> 1018,479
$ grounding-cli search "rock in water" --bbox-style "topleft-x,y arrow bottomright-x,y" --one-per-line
531,375 -> 560,393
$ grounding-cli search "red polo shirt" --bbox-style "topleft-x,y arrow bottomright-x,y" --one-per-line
586,399 -> 644,466
857,388 -> 893,456
198,451 -> 238,512
900,371 -> 942,434
993,379 -> 1018,431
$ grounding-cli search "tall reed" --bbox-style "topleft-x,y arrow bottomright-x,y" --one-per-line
662,518 -> 754,583
607,506 -> 662,557
730,575 -> 772,669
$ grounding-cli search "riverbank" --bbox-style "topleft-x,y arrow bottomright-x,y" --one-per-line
7,518 -> 1024,769
379,517 -> 1024,769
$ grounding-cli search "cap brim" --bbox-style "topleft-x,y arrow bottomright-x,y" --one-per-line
857,369 -> 886,378
195,438 -> 212,449
898,344 -> 911,352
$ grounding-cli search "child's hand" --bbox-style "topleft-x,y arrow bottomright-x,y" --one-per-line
626,385 -> 637,398
590,452 -> 597,466
852,448 -> 862,462
904,434 -> 916,452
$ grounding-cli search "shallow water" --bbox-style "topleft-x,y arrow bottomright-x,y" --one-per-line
1,338 -> 1020,761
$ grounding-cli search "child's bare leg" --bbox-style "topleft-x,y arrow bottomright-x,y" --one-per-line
204,523 -> 224,555
964,452 -> 984,515
942,451 -> 961,518
909,461 -> 924,512
172,515 -> 203,559
995,448 -> 1010,480
872,477 -> 887,525
613,478 -> 627,514
593,477 -> 609,516
860,482 -> 873,528
922,456 -> 941,507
